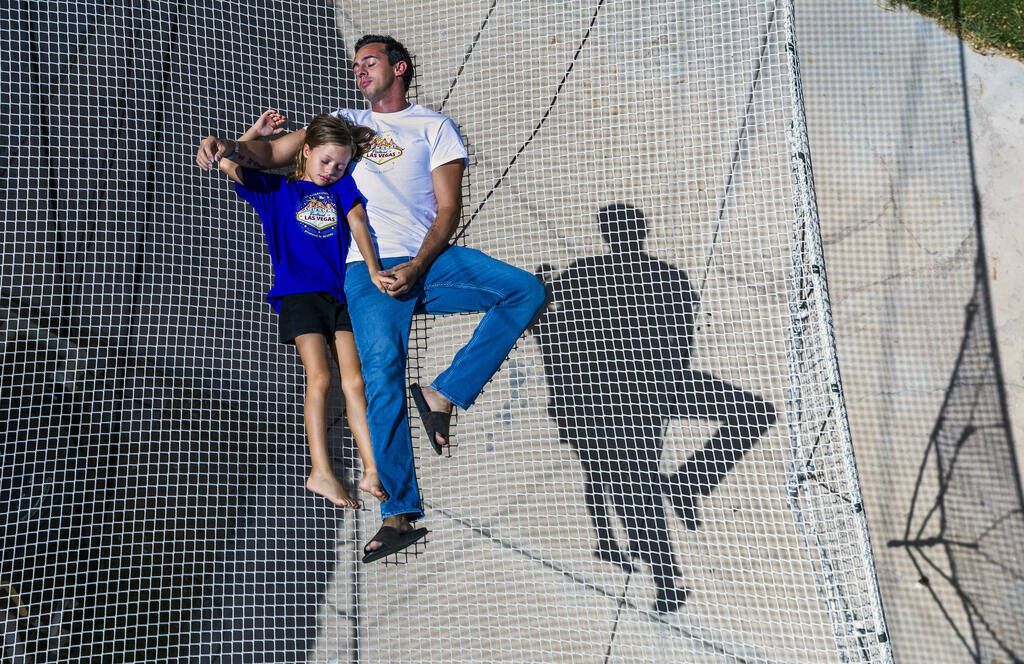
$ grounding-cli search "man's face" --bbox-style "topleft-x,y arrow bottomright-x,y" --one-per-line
352,42 -> 401,102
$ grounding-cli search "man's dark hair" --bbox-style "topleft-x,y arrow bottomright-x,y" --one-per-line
355,34 -> 414,92
597,203 -> 648,250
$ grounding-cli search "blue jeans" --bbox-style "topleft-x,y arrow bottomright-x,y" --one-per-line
344,246 -> 546,519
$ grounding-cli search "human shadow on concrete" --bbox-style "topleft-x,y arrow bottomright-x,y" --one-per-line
530,204 -> 776,614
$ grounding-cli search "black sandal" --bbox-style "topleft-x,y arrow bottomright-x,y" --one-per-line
410,383 -> 452,455
361,525 -> 429,563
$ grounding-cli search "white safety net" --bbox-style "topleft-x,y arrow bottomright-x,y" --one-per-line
1,1 -> 891,662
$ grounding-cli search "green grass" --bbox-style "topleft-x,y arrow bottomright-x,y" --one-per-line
887,0 -> 1024,61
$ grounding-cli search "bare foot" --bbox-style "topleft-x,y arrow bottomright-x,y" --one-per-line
306,468 -> 359,508
420,385 -> 452,449
358,470 -> 388,502
364,514 -> 413,554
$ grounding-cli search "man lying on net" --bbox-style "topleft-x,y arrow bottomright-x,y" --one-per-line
197,34 -> 545,562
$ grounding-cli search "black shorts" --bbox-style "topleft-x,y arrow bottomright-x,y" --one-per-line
276,292 -> 352,344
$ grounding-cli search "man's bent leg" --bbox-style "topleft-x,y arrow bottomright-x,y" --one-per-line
672,370 -> 776,498
421,246 -> 546,409
663,370 -> 777,529
344,259 -> 424,520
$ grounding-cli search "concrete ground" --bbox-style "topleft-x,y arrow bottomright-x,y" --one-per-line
310,2 -> 890,663
311,2 -> 1024,662
5,1 -> 1018,662
798,2 -> 1024,662
965,48 -> 1024,445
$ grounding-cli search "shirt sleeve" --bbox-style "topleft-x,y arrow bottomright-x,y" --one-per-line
335,176 -> 366,217
430,117 -> 469,171
233,168 -> 284,213
329,109 -> 356,125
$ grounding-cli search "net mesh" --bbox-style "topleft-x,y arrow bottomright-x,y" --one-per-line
2,1 -> 890,662
798,3 -> 1024,661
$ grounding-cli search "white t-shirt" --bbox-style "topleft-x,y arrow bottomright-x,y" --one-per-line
330,104 -> 469,263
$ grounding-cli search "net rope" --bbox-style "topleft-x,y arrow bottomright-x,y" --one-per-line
2,1 -> 891,662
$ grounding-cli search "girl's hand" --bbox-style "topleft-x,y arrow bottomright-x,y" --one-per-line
370,271 -> 392,294
249,109 -> 287,138
378,260 -> 424,297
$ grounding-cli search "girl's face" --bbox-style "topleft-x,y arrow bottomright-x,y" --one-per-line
302,143 -> 352,186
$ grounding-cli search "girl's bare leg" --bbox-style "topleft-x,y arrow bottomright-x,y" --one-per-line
332,330 -> 387,502
294,333 -> 358,508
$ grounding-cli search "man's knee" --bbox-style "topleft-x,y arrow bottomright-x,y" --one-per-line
354,337 -> 405,392
529,275 -> 547,311
511,271 -> 547,314
363,352 -> 405,385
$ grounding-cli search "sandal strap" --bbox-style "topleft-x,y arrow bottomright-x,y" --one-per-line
422,411 -> 451,436
364,525 -> 400,553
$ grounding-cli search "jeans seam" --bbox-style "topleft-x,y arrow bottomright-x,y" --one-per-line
381,506 -> 423,519
425,282 -> 506,300
434,304 -> 508,405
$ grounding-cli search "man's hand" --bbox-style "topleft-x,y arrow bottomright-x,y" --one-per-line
379,260 -> 425,297
196,136 -> 234,171
248,109 -> 287,138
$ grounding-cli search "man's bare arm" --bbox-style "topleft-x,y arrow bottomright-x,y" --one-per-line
381,159 -> 465,296
417,159 -> 465,265
196,128 -> 306,171
217,152 -> 244,185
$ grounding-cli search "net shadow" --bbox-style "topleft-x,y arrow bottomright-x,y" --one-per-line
798,0 -> 1024,661
2,1 -> 362,661
887,278 -> 1024,663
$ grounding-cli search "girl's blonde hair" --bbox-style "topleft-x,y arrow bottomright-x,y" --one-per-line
289,114 -> 376,182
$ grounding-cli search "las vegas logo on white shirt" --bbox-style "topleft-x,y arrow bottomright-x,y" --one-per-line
364,134 -> 404,167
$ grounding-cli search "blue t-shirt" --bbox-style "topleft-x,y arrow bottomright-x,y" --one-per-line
234,168 -> 363,311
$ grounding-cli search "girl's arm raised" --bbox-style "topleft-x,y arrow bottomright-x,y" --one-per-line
198,109 -> 290,185
347,204 -> 387,294
239,109 -> 288,142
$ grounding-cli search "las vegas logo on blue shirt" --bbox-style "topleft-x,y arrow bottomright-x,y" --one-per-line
296,193 -> 338,238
